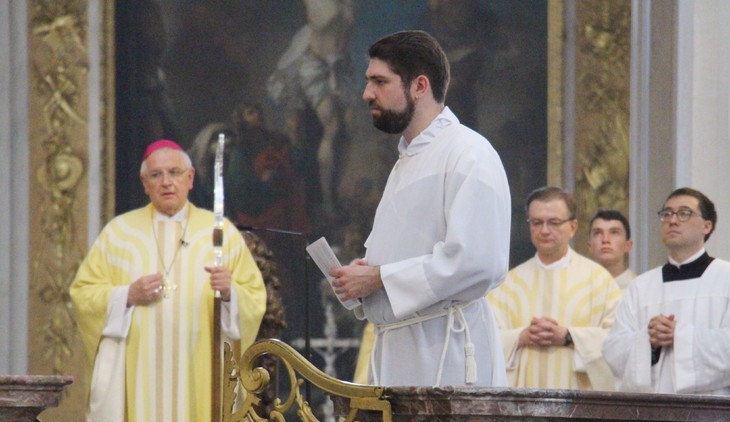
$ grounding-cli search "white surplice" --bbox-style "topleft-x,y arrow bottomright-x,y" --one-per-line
603,258 -> 730,394
355,107 -> 511,387
614,268 -> 637,290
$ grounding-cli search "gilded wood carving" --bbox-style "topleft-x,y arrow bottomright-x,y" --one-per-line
27,1 -> 94,420
573,0 -> 631,250
29,0 -> 87,377
224,339 -> 392,422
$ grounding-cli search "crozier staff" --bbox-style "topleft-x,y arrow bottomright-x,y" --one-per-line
70,139 -> 267,422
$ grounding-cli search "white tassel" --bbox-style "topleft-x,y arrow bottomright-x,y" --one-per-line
465,342 -> 477,384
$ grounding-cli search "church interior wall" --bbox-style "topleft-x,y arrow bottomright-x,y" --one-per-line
678,0 -> 730,261
2,0 -> 730,419
637,0 -> 679,271
0,0 -> 30,376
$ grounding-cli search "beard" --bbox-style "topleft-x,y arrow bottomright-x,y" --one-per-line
370,91 -> 415,134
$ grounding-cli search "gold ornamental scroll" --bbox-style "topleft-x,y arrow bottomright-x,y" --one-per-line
573,0 -> 631,254
226,339 -> 391,422
547,0 -> 564,187
28,0 -> 115,420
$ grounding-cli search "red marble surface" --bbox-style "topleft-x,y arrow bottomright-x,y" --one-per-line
0,375 -> 73,422
333,386 -> 730,421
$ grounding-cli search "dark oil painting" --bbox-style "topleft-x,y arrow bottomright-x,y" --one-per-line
115,0 -> 547,417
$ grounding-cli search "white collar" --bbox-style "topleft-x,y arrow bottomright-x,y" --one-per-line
668,247 -> 706,266
535,248 -> 572,270
153,202 -> 189,222
397,106 -> 458,157
617,268 -> 634,279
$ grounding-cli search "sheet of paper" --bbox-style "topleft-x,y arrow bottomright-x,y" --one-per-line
306,237 -> 360,310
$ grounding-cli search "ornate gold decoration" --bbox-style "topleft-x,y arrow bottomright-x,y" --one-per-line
242,231 -> 287,340
29,0 -> 87,377
226,339 -> 392,422
240,230 -> 287,412
573,0 -> 631,250
547,0 -> 565,187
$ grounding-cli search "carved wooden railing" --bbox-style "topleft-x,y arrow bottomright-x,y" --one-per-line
221,339 -> 730,421
222,339 -> 391,422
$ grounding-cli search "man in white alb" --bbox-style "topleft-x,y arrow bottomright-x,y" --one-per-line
603,187 -> 730,394
331,30 -> 511,387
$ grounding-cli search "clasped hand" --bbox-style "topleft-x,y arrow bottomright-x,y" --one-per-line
519,316 -> 569,347
648,314 -> 675,347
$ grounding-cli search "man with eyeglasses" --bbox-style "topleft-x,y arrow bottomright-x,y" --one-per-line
488,186 -> 621,390
587,209 -> 636,290
70,139 -> 267,421
603,187 -> 730,394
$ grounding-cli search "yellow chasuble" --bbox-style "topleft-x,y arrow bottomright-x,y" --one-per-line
71,203 -> 266,422
487,250 -> 621,390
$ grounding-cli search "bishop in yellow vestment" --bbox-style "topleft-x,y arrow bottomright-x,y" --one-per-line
70,140 -> 267,422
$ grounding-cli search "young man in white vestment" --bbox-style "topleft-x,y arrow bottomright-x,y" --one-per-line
603,187 -> 730,394
330,30 -> 511,387
587,208 -> 637,290
70,140 -> 267,422
487,186 -> 622,390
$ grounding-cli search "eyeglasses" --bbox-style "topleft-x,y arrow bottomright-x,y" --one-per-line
145,168 -> 189,182
526,218 -> 573,230
657,208 -> 699,222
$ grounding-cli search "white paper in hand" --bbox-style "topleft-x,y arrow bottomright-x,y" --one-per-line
306,237 -> 360,310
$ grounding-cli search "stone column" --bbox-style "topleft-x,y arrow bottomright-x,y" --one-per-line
26,1 -> 114,420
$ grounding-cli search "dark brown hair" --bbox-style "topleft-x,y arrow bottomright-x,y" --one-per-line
665,187 -> 717,241
525,186 -> 576,220
590,209 -> 631,240
368,30 -> 450,103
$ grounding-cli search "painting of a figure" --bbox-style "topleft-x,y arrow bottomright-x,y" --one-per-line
116,0 -> 546,416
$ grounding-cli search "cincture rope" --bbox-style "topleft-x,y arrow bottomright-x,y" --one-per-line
371,299 -> 480,386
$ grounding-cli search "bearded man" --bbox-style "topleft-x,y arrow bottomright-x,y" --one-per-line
330,30 -> 511,387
